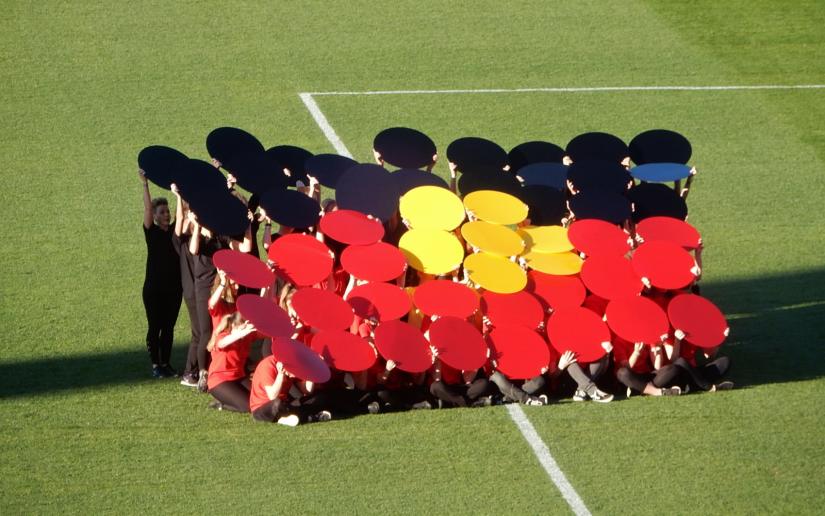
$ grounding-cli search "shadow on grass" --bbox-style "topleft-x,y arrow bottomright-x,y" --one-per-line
1,269 -> 823,399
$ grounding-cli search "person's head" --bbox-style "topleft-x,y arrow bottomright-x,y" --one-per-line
152,198 -> 171,226
321,198 -> 337,213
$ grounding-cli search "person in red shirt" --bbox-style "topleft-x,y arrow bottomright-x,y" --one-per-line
208,270 -> 237,329
428,358 -> 492,408
669,330 -> 733,392
206,312 -> 258,412
249,355 -> 296,424
614,337 -> 682,397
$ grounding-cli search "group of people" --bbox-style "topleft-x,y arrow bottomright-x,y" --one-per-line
138,127 -> 733,427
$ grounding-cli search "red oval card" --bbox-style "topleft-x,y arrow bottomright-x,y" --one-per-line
580,254 -> 643,300
428,316 -> 488,371
213,249 -> 274,289
667,294 -> 729,349
525,271 -> 586,311
486,325 -> 550,380
546,306 -> 609,363
236,294 -> 294,339
310,330 -> 378,371
291,288 -> 354,331
605,296 -> 670,344
267,233 -> 333,286
635,216 -> 701,249
568,219 -> 631,257
346,281 -> 411,322
481,290 -> 544,330
632,240 -> 697,290
270,336 -> 331,383
412,280 -> 479,318
341,242 -> 407,282
319,209 -> 385,245
373,319 -> 433,373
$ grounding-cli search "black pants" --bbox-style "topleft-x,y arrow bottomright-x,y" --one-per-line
376,385 -> 429,411
209,378 -> 250,413
193,282 -> 213,371
142,286 -> 182,366
489,372 -> 545,403
673,356 -> 731,391
566,355 -> 609,396
616,364 -> 681,393
430,379 -> 491,407
252,399 -> 286,422
181,294 -> 201,376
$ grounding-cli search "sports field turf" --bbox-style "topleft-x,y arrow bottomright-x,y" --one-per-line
2,1 -> 824,514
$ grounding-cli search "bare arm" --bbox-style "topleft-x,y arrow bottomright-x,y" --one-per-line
189,222 -> 202,255
171,184 -> 184,237
139,169 -> 153,229
217,325 -> 257,349
208,272 -> 228,309
267,365 -> 286,401
238,221 -> 253,254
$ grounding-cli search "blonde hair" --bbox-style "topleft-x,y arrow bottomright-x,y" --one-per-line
206,312 -> 243,352
211,275 -> 237,304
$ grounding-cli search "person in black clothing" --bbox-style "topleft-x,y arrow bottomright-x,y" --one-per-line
170,184 -> 200,387
139,169 -> 182,378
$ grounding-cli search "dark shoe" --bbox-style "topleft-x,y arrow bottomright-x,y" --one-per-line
471,396 -> 493,408
151,365 -> 163,379
207,400 -> 223,410
711,380 -> 734,392
159,364 -> 178,378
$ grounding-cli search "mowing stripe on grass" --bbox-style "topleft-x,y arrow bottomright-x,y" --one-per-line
304,84 -> 825,96
299,91 -> 592,516
299,92 -> 353,158
507,405 -> 592,516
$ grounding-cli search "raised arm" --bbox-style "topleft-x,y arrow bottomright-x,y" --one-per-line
189,221 -> 202,255
171,183 -> 184,236
209,271 -> 228,309
217,324 -> 257,349
139,169 -> 153,229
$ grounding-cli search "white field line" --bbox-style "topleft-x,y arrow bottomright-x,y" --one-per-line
298,91 -> 592,516
304,84 -> 825,96
298,93 -> 353,158
507,404 -> 592,516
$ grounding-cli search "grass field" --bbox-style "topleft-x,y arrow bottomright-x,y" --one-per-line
2,1 -> 825,514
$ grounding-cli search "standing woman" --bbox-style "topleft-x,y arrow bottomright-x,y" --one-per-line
139,169 -> 182,378
189,219 -> 230,392
170,185 -> 201,387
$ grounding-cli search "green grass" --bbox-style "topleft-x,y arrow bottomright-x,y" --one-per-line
2,0 -> 824,514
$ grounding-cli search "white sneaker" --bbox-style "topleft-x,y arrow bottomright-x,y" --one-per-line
315,410 -> 332,422
277,414 -> 300,427
367,401 -> 380,414
589,389 -> 614,403
660,386 -> 681,396
573,389 -> 588,402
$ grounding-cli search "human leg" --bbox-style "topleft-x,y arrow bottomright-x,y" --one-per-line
209,380 -> 251,413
